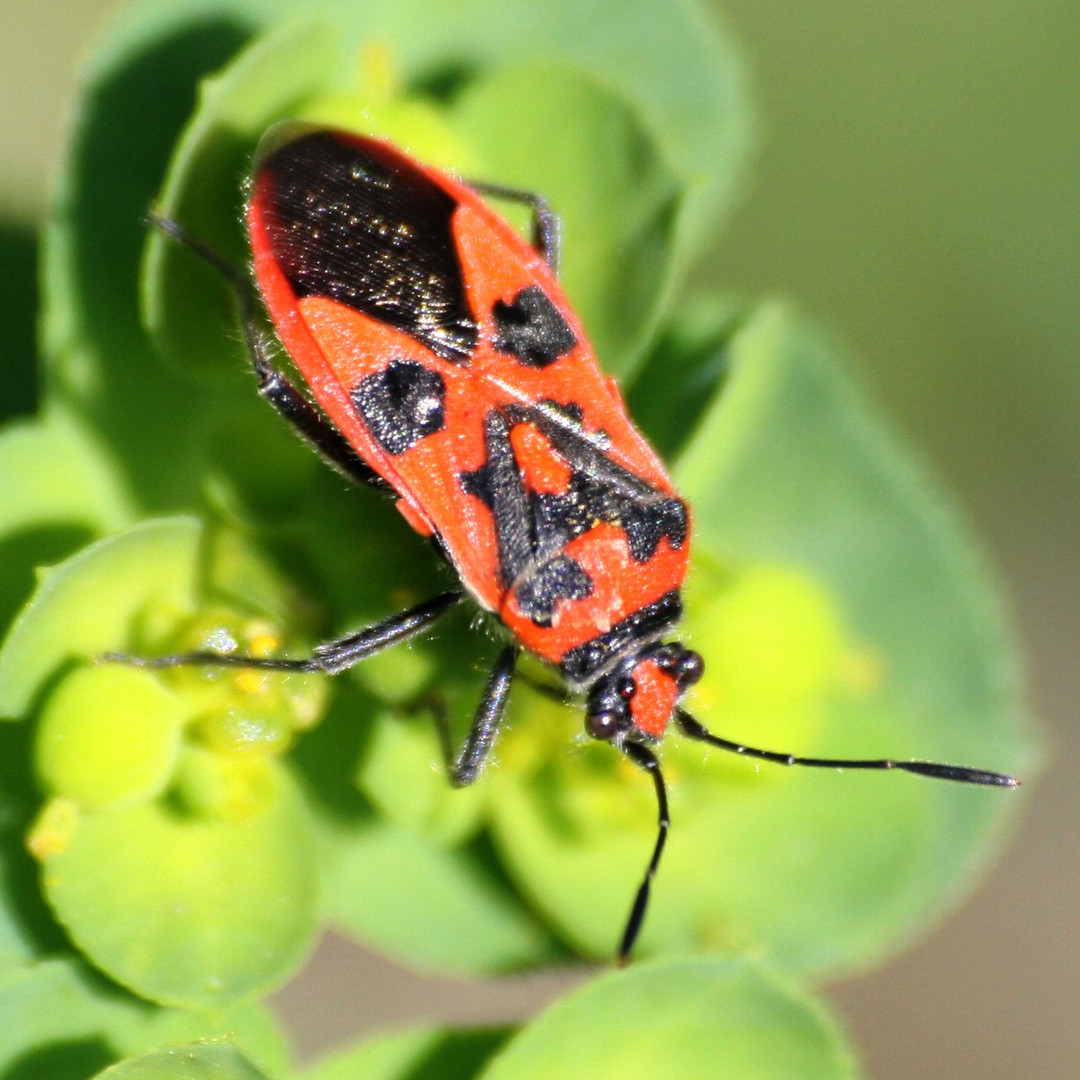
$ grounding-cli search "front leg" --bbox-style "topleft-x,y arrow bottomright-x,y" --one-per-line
105,590 -> 465,674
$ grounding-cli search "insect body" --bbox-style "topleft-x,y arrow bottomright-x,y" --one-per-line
247,128 -> 699,744
136,126 -> 1017,962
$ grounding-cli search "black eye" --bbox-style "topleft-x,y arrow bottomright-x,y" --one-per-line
617,676 -> 636,700
678,650 -> 705,687
585,710 -> 619,741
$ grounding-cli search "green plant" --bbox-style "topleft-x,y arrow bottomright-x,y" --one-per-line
0,1 -> 1034,1076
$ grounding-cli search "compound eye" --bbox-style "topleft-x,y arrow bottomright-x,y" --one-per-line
585,710 -> 620,741
677,650 -> 705,687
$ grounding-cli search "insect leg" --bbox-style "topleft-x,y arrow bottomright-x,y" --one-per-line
464,181 -> 561,273
148,213 -> 390,492
445,644 -> 519,787
675,709 -> 1018,787
105,589 -> 465,675
617,739 -> 670,965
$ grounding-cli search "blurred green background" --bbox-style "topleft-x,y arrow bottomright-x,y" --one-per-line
1,2 -> 1075,1078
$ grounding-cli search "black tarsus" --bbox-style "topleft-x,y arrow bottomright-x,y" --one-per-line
465,179 -> 562,272
618,740 -> 671,965
675,709 -> 1019,788
104,589 -> 465,675
146,211 -> 391,493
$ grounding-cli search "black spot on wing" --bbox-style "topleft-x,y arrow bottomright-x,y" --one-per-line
514,555 -> 594,626
534,474 -> 686,564
257,130 -> 477,362
621,496 -> 688,562
352,359 -> 445,455
492,286 -> 577,367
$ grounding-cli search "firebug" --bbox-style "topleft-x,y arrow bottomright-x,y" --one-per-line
122,125 -> 1018,962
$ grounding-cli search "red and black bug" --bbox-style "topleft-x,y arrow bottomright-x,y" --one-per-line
128,125 -> 1017,962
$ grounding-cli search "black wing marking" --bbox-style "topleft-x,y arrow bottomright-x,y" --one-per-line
351,359 -> 447,455
257,130 -> 478,363
492,285 -> 577,368
460,410 -> 596,625
460,403 -> 686,626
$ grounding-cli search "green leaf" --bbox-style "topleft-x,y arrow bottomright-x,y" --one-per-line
95,1043 -> 271,1080
0,410 -> 132,539
479,956 -> 859,1080
0,717 -> 71,969
624,293 -> 746,461
0,957 -> 287,1080
1,516 -> 326,1007
298,962 -> 858,1080
323,817 -> 553,974
357,708 -> 485,848
34,665 -> 187,809
339,0 -> 753,247
39,754 -> 319,1010
39,18 -> 242,513
677,300 -> 1033,782
301,1026 -> 510,1080
0,409 -> 134,633
0,518 -> 202,719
